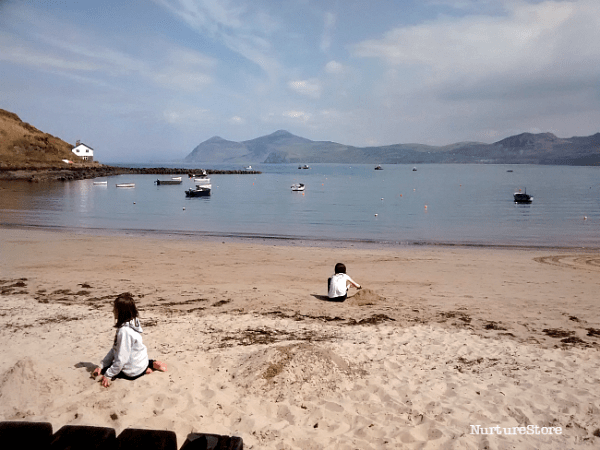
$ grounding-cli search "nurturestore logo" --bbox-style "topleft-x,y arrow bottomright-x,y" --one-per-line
470,425 -> 563,435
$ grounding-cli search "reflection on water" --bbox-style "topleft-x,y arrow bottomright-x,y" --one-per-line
1,164 -> 599,247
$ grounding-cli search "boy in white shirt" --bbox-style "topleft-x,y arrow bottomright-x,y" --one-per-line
328,262 -> 361,302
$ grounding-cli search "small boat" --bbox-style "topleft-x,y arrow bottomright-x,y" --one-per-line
194,177 -> 211,185
507,170 -> 513,173
93,181 -> 107,185
245,165 -> 252,170
171,176 -> 182,181
185,186 -> 211,197
116,183 -> 135,188
291,183 -> 305,191
374,165 -> 383,170
155,178 -> 182,185
514,189 -> 533,203
301,165 -> 310,169
189,170 -> 207,178
412,167 -> 417,171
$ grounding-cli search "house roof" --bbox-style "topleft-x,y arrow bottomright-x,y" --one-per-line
73,143 -> 94,150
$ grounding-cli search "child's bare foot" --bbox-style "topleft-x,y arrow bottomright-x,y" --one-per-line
146,361 -> 168,374
152,361 -> 167,372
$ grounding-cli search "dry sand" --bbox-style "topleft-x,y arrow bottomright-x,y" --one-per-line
1,227 -> 600,449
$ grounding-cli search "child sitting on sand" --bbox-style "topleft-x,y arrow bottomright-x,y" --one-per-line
93,293 -> 166,387
328,262 -> 361,302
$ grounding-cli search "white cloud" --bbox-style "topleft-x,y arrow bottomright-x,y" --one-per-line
163,107 -> 210,125
351,1 -> 600,81
282,110 -> 311,123
153,0 -> 281,79
288,79 -> 322,98
229,116 -> 246,124
324,60 -> 344,74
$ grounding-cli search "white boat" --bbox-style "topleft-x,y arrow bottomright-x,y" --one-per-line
171,176 -> 182,181
93,181 -> 107,185
116,183 -> 135,188
291,183 -> 305,191
194,177 -> 211,185
245,165 -> 252,170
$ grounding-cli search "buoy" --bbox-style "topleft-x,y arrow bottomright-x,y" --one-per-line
424,205 -> 428,210
400,194 -> 403,197
584,216 -> 587,220
381,198 -> 384,201
183,207 -> 186,210
374,213 -> 378,217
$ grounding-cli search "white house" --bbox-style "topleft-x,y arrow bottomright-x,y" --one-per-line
72,140 -> 94,161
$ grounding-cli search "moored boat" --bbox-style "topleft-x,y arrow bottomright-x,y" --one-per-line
374,165 -> 383,170
185,186 -> 211,197
514,189 -> 533,203
155,178 -> 182,185
291,183 -> 305,191
116,183 -> 135,188
193,177 -> 211,185
93,181 -> 108,185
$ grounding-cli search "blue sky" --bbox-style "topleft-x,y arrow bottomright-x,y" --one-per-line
1,0 -> 599,162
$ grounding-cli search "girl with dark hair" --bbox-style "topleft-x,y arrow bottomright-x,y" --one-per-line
328,263 -> 361,302
92,293 -> 166,387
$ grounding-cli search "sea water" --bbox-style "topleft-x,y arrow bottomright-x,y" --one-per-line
1,164 -> 598,248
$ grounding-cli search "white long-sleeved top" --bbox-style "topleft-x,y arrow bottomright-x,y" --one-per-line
101,318 -> 149,379
328,273 -> 359,298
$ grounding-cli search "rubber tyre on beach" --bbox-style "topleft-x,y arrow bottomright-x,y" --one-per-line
116,428 -> 178,450
50,425 -> 116,450
180,432 -> 243,450
0,421 -> 53,450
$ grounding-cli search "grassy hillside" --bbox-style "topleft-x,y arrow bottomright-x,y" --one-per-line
0,108 -> 82,166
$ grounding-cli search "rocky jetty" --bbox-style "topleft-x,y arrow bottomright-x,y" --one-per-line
0,164 -> 261,182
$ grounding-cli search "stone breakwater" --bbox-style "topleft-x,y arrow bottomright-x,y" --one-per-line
0,165 -> 261,182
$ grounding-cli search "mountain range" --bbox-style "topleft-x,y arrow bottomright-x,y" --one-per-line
185,130 -> 600,166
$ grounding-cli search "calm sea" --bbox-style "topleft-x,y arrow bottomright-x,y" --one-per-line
1,164 -> 598,248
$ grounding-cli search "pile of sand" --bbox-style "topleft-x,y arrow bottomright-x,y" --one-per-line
346,288 -> 385,306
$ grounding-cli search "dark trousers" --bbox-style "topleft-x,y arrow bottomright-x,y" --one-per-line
101,359 -> 155,380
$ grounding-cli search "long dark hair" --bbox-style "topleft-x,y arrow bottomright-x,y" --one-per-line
113,292 -> 139,328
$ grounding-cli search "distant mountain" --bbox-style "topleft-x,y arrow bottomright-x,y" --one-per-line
187,129 -> 600,166
0,108 -> 81,166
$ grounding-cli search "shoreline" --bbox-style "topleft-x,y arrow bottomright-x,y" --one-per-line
2,223 -> 599,252
2,227 -> 600,448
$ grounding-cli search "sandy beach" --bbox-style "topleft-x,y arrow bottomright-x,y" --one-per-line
1,227 -> 600,449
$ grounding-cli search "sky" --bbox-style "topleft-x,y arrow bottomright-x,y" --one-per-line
1,0 -> 599,162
